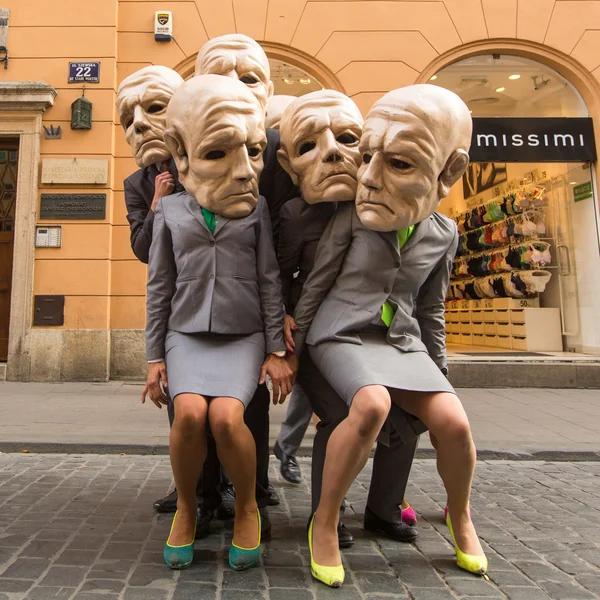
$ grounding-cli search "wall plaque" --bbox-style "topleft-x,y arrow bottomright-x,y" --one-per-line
41,158 -> 108,185
40,194 -> 106,220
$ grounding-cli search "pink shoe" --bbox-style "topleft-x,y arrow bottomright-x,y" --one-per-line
402,504 -> 417,526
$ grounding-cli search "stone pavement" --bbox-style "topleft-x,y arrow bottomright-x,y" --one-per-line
1,454 -> 600,600
1,383 -> 600,457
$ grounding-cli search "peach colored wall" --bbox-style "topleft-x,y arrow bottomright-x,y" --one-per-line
3,0 -> 600,338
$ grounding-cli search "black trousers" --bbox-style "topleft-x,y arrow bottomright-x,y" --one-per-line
297,350 -> 421,522
167,383 -> 272,510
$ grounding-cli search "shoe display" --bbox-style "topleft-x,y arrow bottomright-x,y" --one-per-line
308,514 -> 345,588
267,483 -> 280,506
195,504 -> 213,539
163,511 -> 196,570
402,503 -> 418,527
337,521 -> 354,548
215,485 -> 236,520
229,508 -> 262,571
364,507 -> 419,543
153,489 -> 178,513
446,513 -> 488,577
274,442 -> 303,484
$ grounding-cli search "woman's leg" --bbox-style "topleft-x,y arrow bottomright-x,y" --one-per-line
169,393 -> 209,545
394,391 -> 483,556
209,397 -> 259,549
313,385 -> 391,567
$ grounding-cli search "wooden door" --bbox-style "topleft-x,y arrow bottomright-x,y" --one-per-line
0,141 -> 19,361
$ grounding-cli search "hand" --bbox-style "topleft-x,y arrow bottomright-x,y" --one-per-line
286,353 -> 299,381
283,314 -> 296,353
151,171 -> 175,211
141,362 -> 170,409
259,354 -> 293,405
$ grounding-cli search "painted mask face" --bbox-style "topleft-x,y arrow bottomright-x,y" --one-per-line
278,90 -> 363,204
265,95 -> 296,130
164,75 -> 267,218
116,66 -> 184,168
195,34 -> 274,112
356,84 -> 472,232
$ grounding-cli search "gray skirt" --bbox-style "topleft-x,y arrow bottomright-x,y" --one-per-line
308,329 -> 455,406
165,330 -> 265,407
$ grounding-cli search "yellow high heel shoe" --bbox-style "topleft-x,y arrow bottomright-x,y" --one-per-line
308,514 -> 345,588
446,512 -> 488,578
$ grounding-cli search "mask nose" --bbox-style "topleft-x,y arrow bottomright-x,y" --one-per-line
133,106 -> 150,135
233,147 -> 254,182
361,153 -> 383,191
320,130 -> 342,163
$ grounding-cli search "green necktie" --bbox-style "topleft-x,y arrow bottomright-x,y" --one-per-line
201,207 -> 216,234
381,225 -> 415,327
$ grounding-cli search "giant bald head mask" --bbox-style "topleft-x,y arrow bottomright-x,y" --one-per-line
195,34 -> 274,111
278,90 -> 363,204
116,66 -> 184,168
164,74 -> 267,218
356,84 -> 472,231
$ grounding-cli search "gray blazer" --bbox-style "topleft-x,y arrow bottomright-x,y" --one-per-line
146,191 -> 286,361
292,201 -> 458,371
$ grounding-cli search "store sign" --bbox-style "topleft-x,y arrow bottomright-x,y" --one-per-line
470,118 -> 597,163
573,181 -> 593,203
68,62 -> 100,84
40,194 -> 106,220
41,158 -> 108,185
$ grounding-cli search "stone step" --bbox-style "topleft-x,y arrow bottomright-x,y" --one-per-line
447,360 -> 600,388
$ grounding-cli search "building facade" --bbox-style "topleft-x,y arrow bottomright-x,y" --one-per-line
1,0 -> 600,381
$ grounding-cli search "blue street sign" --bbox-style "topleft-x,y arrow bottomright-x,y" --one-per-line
68,62 -> 100,84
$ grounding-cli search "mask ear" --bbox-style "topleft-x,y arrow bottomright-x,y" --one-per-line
164,127 -> 189,175
438,149 -> 470,198
277,147 -> 299,186
266,80 -> 275,107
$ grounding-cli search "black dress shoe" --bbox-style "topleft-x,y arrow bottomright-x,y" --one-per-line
195,504 -> 213,539
267,484 -> 280,506
338,521 -> 355,548
215,485 -> 236,520
274,442 -> 302,484
364,506 -> 419,543
153,489 -> 178,513
260,507 -> 272,541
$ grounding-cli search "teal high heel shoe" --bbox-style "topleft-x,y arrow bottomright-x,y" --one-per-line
163,510 -> 196,570
229,508 -> 261,571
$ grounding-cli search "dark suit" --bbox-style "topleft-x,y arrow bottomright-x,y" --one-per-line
124,129 -> 297,510
278,198 -> 419,521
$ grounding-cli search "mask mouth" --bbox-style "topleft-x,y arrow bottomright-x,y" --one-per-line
318,165 -> 355,184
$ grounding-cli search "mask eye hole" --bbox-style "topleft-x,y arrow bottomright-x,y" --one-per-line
248,147 -> 261,158
362,153 -> 372,164
336,133 -> 358,145
147,104 -> 165,114
240,75 -> 259,84
125,118 -> 133,129
299,142 -> 316,156
390,158 -> 412,170
204,150 -> 226,160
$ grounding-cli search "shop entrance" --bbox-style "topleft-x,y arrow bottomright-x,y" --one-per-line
0,139 -> 18,362
432,55 -> 600,357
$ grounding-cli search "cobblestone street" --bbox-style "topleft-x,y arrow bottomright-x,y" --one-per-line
1,454 -> 599,600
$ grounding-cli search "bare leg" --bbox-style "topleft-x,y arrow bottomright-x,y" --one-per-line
313,385 -> 391,567
209,397 -> 259,549
169,393 -> 208,546
395,391 -> 483,556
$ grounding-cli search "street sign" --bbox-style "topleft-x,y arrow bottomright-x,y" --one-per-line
68,62 -> 100,84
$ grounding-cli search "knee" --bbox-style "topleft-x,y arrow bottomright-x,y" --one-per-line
174,403 -> 205,436
210,408 -> 241,441
351,387 -> 391,437
443,414 -> 472,445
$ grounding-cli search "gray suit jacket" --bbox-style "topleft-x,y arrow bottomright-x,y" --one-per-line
292,201 -> 458,370
146,191 -> 286,361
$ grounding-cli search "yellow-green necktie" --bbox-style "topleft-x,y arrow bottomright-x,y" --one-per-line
381,225 -> 415,327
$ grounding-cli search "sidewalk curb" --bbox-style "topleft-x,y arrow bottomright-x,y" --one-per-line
1,442 -> 599,461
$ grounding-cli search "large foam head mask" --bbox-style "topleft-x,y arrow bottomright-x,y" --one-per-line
164,75 -> 267,218
278,90 -> 363,204
356,84 -> 472,231
116,66 -> 184,168
195,34 -> 274,112
266,95 -> 296,130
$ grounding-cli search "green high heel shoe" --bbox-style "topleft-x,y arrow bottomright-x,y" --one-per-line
163,510 -> 196,570
308,514 -> 345,588
446,512 -> 488,578
229,508 -> 261,571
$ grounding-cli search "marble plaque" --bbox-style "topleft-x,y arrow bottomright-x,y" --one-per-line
41,158 -> 108,185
